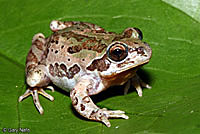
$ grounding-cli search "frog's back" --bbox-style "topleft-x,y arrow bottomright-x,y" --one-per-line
44,22 -> 119,91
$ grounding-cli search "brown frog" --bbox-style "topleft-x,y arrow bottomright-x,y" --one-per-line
19,20 -> 152,127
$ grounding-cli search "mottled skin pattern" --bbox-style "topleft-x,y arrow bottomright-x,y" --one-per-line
19,20 -> 152,127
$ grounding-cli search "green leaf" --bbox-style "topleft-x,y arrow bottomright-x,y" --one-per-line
0,0 -> 200,133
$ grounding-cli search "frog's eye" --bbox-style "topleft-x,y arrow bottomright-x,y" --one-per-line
123,28 -> 143,40
107,43 -> 128,62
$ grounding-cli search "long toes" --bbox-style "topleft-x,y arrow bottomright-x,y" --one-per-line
109,113 -> 129,119
107,110 -> 125,114
145,84 -> 152,89
38,88 -> 54,101
106,110 -> 129,119
101,117 -> 111,127
137,89 -> 143,97
18,89 -> 32,102
32,90 -> 44,114
46,86 -> 55,92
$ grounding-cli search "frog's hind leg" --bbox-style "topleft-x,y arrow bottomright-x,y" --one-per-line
26,33 -> 47,73
129,74 -> 151,97
70,79 -> 128,127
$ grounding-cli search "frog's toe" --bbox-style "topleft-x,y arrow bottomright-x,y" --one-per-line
141,82 -> 152,89
46,86 -> 55,92
105,110 -> 129,119
99,109 -> 129,127
18,88 -> 32,102
136,87 -> 143,97
19,87 -> 54,114
38,88 -> 54,101
32,89 -> 44,114
101,117 -> 111,127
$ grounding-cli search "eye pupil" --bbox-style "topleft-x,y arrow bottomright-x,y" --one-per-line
113,48 -> 122,56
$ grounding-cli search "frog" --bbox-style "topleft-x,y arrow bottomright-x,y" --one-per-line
18,20 -> 152,127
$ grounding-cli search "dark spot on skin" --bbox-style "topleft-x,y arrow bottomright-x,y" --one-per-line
89,109 -> 100,120
82,96 -> 90,103
123,28 -> 133,38
55,50 -> 58,54
33,39 -> 44,51
67,45 -> 82,54
50,63 -> 80,79
134,42 -> 138,44
135,47 -> 145,55
61,45 -> 64,49
89,110 -> 97,119
68,58 -> 71,61
54,63 -> 59,76
86,55 -> 110,72
129,48 -> 134,53
68,64 -> 80,79
60,63 -> 67,72
38,35 -> 43,38
58,21 -> 61,25
49,64 -> 54,76
86,89 -> 89,93
51,49 -> 53,52
55,40 -> 59,44
65,32 -> 107,54
82,59 -> 85,61
73,97 -> 78,106
26,64 -> 36,74
80,104 -> 85,111
73,89 -> 76,96
38,48 -> 49,66
26,49 -> 38,64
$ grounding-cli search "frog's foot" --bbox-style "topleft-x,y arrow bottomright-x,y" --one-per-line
18,87 -> 54,114
124,74 -> 151,96
70,79 -> 128,127
91,108 -> 129,127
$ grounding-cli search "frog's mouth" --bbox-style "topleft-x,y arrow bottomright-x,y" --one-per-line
116,59 -> 150,74
101,59 -> 150,79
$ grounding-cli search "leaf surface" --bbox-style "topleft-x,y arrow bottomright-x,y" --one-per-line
0,0 -> 200,133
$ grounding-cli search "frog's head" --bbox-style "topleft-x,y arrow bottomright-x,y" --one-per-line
87,27 -> 152,85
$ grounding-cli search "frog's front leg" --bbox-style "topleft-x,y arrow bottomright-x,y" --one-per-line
124,74 -> 151,96
70,79 -> 128,127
